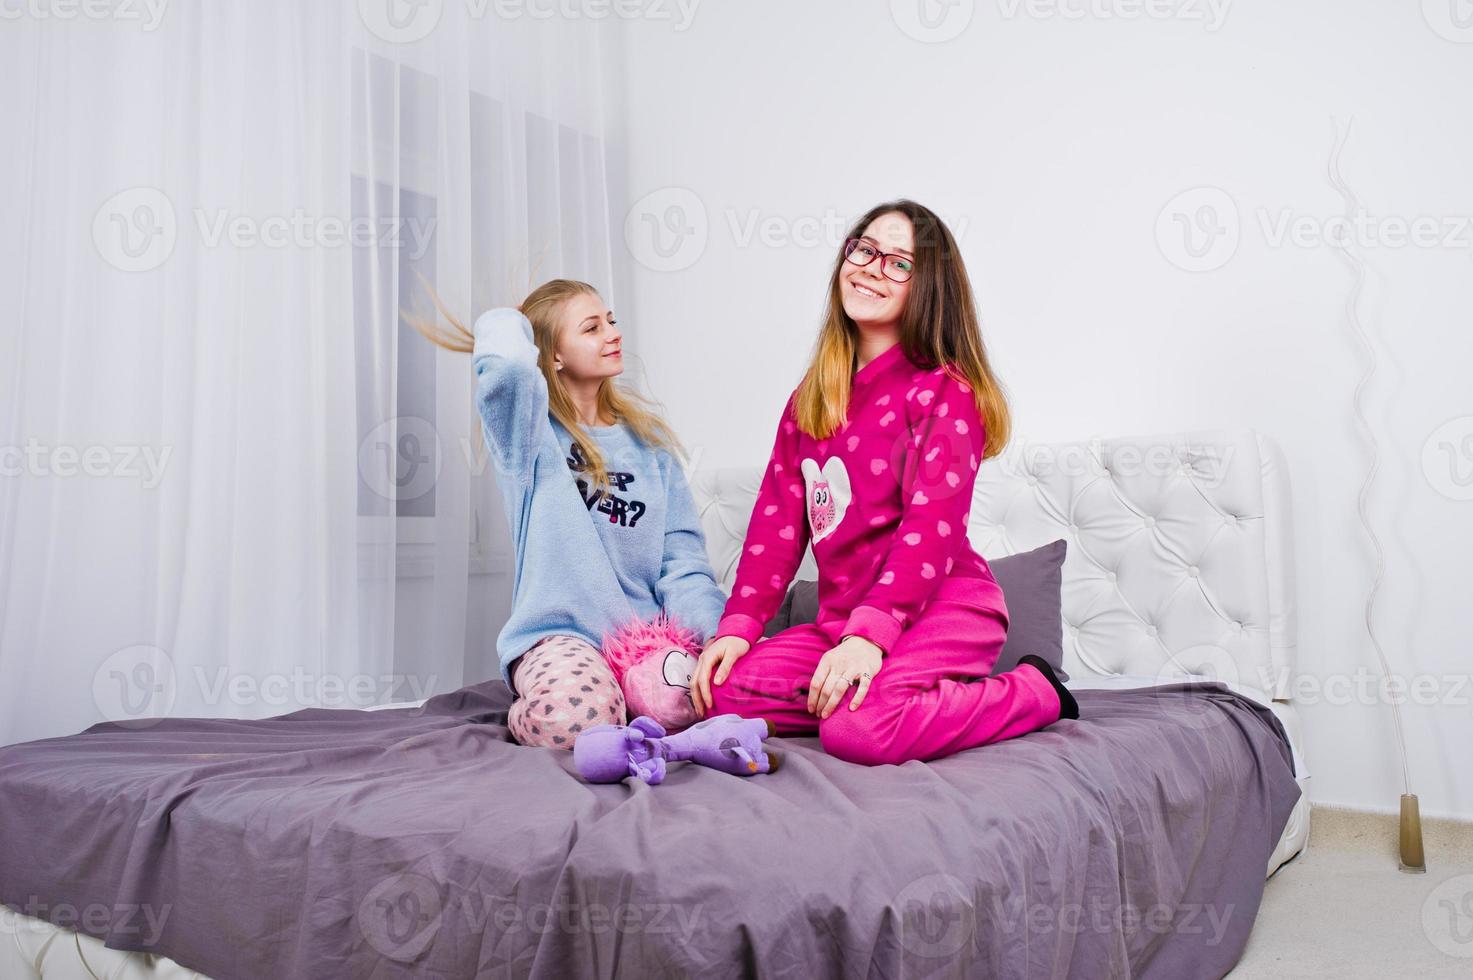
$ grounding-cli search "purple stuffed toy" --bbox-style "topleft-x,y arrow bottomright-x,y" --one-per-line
600,612 -> 704,732
574,714 -> 784,785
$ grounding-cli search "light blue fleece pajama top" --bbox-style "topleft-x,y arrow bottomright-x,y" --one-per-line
473,307 -> 727,693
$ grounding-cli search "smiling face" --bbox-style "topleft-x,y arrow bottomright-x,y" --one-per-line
553,290 -> 623,381
839,211 -> 915,332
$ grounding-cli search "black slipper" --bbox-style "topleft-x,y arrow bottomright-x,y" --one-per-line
1019,654 -> 1079,721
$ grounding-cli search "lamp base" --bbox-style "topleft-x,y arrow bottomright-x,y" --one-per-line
1399,793 -> 1426,873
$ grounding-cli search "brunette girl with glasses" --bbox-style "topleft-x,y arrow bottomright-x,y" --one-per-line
691,199 -> 1078,765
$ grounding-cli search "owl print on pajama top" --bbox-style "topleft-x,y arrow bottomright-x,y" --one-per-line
800,457 -> 851,543
715,341 -> 1005,655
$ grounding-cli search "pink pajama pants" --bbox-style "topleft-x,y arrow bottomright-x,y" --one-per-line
508,634 -> 626,749
707,578 -> 1063,766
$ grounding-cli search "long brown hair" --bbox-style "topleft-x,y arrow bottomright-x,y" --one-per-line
794,199 -> 1011,459
410,278 -> 684,496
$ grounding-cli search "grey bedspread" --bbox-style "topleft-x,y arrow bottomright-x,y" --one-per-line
0,678 -> 1299,979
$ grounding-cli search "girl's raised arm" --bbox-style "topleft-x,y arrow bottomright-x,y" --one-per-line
472,308 -> 549,489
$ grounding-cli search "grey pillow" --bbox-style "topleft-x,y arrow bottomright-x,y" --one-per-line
761,539 -> 1069,682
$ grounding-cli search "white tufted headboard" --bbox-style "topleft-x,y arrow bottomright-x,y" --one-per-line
690,427 -> 1309,874
691,428 -> 1297,701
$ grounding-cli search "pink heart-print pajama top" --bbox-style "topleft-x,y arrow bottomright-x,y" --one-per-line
707,342 -> 1064,764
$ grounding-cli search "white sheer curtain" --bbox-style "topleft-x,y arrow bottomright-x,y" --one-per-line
0,1 -> 616,746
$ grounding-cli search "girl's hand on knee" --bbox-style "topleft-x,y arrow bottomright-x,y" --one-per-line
691,636 -> 751,718
808,637 -> 883,719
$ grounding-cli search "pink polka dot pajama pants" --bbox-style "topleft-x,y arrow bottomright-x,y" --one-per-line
507,634 -> 626,749
707,580 -> 1063,766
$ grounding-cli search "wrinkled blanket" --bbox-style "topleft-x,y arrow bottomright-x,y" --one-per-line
0,679 -> 1299,979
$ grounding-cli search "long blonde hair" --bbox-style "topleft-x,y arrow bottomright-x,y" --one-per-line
411,278 -> 684,496
795,199 -> 1012,460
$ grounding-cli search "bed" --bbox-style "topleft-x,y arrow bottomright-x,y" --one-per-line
0,428 -> 1308,979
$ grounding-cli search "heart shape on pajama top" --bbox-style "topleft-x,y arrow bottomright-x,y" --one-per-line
800,456 -> 851,543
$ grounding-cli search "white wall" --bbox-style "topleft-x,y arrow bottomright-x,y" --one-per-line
603,0 -> 1473,818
